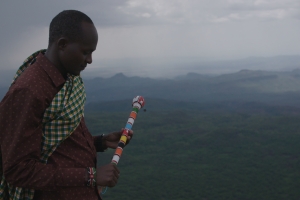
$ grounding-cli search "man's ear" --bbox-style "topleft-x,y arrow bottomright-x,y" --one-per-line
57,38 -> 68,51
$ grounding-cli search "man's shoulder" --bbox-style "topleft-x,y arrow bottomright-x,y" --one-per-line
13,64 -> 52,91
4,63 -> 60,105
14,52 -> 65,89
1,52 -> 65,106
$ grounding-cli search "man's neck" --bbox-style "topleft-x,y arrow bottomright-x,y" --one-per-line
45,46 -> 68,79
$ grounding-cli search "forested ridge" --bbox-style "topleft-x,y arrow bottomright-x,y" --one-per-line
1,69 -> 300,199
81,69 -> 300,108
85,100 -> 300,200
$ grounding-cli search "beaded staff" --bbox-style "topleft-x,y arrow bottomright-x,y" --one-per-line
99,96 -> 145,194
111,95 -> 145,165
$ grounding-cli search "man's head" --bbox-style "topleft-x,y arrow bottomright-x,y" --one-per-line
47,10 -> 98,76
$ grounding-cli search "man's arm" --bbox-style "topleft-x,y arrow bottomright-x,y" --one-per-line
0,87 -> 87,190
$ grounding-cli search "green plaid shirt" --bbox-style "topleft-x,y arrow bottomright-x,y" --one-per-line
0,50 -> 86,200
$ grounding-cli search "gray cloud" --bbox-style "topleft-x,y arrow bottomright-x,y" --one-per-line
0,0 -> 300,80
225,0 -> 300,21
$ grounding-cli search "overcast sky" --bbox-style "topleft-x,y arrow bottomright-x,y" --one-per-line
1,0 -> 300,79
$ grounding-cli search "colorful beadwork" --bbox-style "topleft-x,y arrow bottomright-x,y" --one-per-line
111,96 -> 145,165
98,96 -> 145,195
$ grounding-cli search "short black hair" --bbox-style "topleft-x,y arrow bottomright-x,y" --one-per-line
48,10 -> 93,45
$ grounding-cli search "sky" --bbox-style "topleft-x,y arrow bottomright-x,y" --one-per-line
0,0 -> 300,80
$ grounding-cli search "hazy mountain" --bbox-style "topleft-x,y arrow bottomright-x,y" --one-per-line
85,98 -> 300,116
2,54 -> 299,88
1,68 -> 300,108
82,69 -> 300,108
80,55 -> 300,79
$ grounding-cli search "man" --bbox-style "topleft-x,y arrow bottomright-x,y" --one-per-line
0,10 -> 132,200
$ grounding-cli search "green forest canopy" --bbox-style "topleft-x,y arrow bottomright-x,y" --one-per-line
85,103 -> 300,200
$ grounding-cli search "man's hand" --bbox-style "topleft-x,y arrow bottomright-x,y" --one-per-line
103,129 -> 133,149
96,164 -> 120,187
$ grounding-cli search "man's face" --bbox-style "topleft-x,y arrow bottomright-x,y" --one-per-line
59,22 -> 98,76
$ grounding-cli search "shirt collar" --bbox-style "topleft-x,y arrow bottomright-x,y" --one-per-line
35,52 -> 66,87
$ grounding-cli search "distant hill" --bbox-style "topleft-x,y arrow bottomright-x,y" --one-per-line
210,69 -> 300,93
79,54 -> 300,78
85,98 -> 300,115
83,69 -> 300,107
1,69 -> 300,108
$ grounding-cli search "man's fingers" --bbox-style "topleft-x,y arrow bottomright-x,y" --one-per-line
107,176 -> 118,187
108,166 -> 120,187
113,164 -> 120,174
106,141 -> 118,149
96,164 -> 121,187
128,130 -> 133,136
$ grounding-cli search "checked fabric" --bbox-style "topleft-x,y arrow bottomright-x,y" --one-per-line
0,50 -> 86,200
